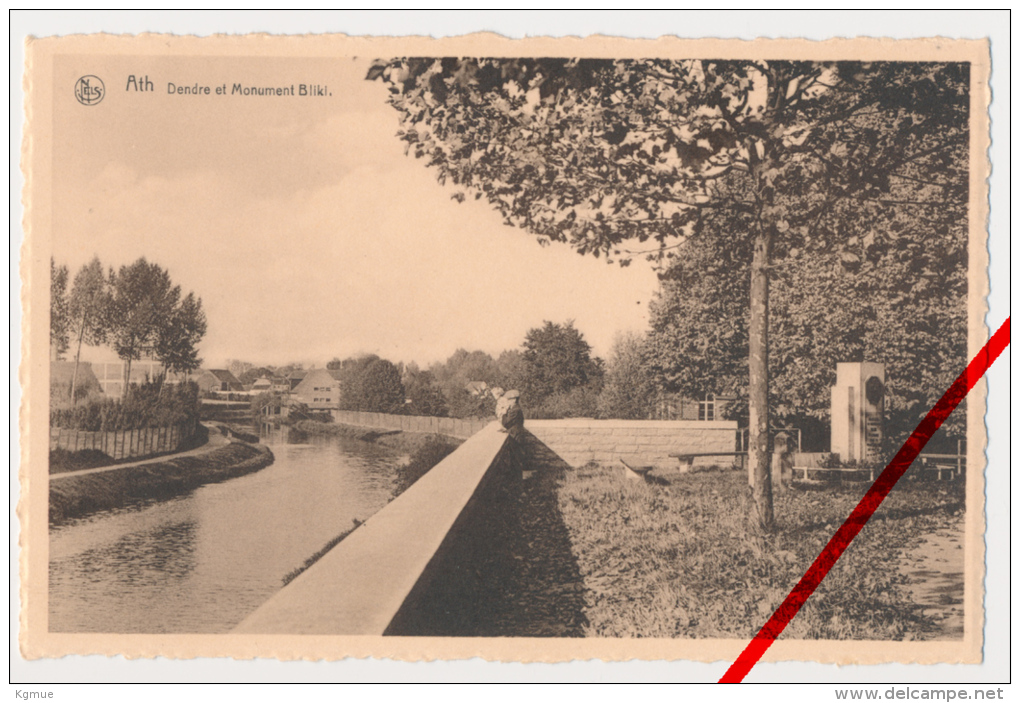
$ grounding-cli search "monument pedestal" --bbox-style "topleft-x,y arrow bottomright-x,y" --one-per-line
830,362 -> 885,463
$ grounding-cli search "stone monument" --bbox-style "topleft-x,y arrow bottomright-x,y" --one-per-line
830,362 -> 885,463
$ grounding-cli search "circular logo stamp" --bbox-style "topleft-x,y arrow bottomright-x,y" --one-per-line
74,75 -> 105,106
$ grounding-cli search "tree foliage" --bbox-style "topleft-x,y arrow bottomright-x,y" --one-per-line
520,320 -> 603,404
155,291 -> 207,375
597,331 -> 658,420
336,354 -> 406,414
52,256 -> 208,399
67,257 -> 112,403
107,258 -> 180,386
370,58 -> 965,262
402,366 -> 449,417
50,258 -> 70,359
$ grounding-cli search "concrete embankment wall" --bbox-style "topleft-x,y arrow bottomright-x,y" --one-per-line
49,419 -> 199,460
234,422 -> 515,635
526,418 -> 738,469
333,412 -> 737,468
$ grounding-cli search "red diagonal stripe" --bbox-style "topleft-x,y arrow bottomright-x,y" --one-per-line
719,317 -> 1010,683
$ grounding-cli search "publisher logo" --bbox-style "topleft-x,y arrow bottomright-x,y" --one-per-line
74,75 -> 105,106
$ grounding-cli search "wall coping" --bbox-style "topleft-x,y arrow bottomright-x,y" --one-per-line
233,421 -> 509,635
526,418 -> 738,430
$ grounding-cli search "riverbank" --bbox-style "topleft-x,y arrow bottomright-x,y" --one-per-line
291,419 -> 463,454
272,420 -> 463,585
50,440 -> 275,525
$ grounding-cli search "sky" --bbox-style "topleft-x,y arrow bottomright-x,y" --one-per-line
51,55 -> 660,369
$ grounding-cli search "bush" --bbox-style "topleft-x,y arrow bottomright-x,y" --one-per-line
50,378 -> 200,431
393,435 -> 460,495
524,383 -> 601,419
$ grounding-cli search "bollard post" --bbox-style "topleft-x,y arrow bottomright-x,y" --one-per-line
772,431 -> 792,493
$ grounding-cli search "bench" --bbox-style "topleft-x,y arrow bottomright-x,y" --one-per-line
918,458 -> 962,480
670,451 -> 747,472
791,465 -> 877,482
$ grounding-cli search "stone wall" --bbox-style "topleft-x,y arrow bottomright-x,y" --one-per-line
332,411 -> 739,469
526,418 -> 739,469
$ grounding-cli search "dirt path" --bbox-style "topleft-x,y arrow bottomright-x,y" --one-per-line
50,424 -> 231,481
896,513 -> 965,639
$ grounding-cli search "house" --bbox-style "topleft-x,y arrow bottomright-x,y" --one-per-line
89,357 -> 166,398
289,368 -> 343,412
286,369 -> 307,391
271,375 -> 293,394
654,393 -> 734,422
195,369 -> 245,394
250,376 -> 273,393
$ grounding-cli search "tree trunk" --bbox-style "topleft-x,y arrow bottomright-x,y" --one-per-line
748,229 -> 774,531
124,356 -> 133,400
69,314 -> 87,405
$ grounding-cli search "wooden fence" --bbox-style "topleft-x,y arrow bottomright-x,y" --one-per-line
49,419 -> 199,460
332,410 -> 491,440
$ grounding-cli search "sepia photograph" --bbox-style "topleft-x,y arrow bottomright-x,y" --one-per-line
17,27 -> 999,675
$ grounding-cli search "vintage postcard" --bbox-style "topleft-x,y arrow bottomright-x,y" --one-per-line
20,33 -> 991,666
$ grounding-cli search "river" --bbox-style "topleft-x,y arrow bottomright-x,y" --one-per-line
48,426 -> 406,633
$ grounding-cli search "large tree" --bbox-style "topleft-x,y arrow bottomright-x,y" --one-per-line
519,320 -> 604,411
371,58 -> 968,529
107,258 -> 181,395
597,331 -> 658,420
155,291 -> 207,380
67,257 -> 111,404
336,354 -> 406,414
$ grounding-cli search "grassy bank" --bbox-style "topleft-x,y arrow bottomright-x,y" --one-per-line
557,465 -> 964,640
292,419 -> 462,455
50,441 -> 274,525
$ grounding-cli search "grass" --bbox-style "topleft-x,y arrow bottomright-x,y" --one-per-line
557,464 -> 964,640
282,519 -> 364,586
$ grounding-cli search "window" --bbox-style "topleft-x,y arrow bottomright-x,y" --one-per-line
698,394 -> 715,422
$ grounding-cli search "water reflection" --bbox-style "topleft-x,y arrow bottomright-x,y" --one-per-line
49,425 -> 403,633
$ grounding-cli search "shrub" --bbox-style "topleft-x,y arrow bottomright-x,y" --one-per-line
393,435 -> 460,495
50,378 -> 200,431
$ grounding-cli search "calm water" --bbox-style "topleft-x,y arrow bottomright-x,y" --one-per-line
48,426 -> 405,633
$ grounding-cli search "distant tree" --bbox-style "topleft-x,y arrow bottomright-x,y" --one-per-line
326,357 -> 344,370
239,366 -> 274,386
403,367 -> 449,416
107,258 -> 181,397
428,348 -> 501,417
521,321 -> 603,403
67,257 -> 111,404
429,349 -> 499,388
50,258 -> 70,360
336,355 -> 406,413
227,359 -> 255,380
372,58 -> 968,530
597,331 -> 658,420
155,291 -> 207,381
